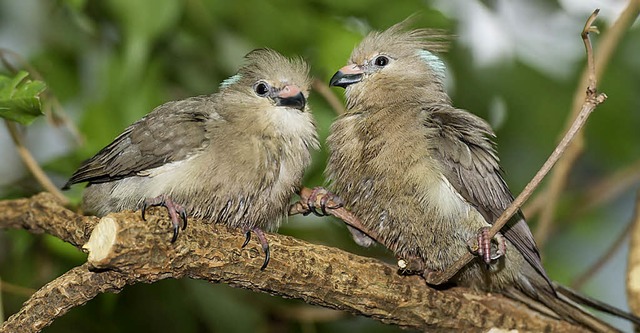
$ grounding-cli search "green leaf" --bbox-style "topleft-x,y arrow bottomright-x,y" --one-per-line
0,71 -> 47,125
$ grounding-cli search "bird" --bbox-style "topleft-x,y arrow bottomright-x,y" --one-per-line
64,48 -> 319,270
324,20 -> 638,332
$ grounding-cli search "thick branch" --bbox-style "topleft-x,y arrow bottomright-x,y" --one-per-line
0,193 -> 588,333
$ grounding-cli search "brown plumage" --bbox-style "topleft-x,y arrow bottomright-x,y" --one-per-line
327,21 -> 634,332
65,49 -> 318,269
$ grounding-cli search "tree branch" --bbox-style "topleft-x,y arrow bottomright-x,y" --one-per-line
312,79 -> 345,115
3,121 -> 69,205
0,193 -> 589,333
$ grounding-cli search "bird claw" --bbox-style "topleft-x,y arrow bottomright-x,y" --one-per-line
306,187 -> 344,216
141,195 -> 188,243
242,227 -> 271,270
467,227 -> 507,264
241,230 -> 251,248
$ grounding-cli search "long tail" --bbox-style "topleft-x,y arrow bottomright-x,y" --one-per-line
554,283 -> 640,326
503,285 -> 620,332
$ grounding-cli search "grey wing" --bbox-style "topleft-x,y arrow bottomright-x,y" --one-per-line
427,106 -> 553,291
64,96 -> 215,188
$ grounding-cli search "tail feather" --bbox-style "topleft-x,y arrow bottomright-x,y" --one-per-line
554,283 -> 640,326
504,286 -> 620,333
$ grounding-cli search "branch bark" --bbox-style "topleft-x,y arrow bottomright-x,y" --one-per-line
0,193 -> 590,333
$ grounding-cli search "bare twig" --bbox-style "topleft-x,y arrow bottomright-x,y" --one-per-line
419,9 -> 608,285
573,159 -> 640,218
626,190 -> 640,317
525,159 -> 640,222
571,216 -> 634,289
3,121 -> 68,204
311,79 -> 345,115
534,0 -> 640,246
0,193 -> 588,333
0,280 -> 36,297
290,187 -> 383,243
521,187 -> 547,219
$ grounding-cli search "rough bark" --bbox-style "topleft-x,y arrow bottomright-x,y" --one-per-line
0,193 -> 589,333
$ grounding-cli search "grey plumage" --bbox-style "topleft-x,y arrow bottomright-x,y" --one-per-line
65,49 -> 318,267
326,22 -> 631,332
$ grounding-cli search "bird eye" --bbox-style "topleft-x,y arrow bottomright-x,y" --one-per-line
374,55 -> 389,67
254,81 -> 270,97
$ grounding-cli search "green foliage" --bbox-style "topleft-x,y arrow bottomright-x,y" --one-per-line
0,71 -> 46,125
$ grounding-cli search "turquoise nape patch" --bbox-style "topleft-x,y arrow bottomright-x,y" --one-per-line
416,50 -> 446,80
219,74 -> 242,89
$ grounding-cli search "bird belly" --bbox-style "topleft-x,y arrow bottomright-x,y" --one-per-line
332,161 -> 526,291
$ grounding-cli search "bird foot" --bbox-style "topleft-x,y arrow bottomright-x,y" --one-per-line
467,227 -> 506,264
242,227 -> 271,270
305,187 -> 344,216
142,195 -> 187,243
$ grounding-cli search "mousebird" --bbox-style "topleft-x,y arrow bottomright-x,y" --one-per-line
64,49 -> 318,270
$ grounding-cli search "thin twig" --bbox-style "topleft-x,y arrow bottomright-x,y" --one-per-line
4,121 -> 68,204
571,216 -> 634,289
0,280 -> 36,297
534,0 -> 640,246
311,79 -> 345,115
290,187 -> 382,243
526,159 -> 640,222
423,9 -> 607,285
522,187 -> 548,219
571,159 -> 640,220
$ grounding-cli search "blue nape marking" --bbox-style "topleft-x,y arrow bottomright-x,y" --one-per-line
220,74 -> 242,89
417,50 -> 446,80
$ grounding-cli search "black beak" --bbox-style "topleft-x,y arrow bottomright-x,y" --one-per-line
329,71 -> 363,88
275,92 -> 306,110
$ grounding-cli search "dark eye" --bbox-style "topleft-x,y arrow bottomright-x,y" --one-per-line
374,56 -> 389,67
254,81 -> 269,96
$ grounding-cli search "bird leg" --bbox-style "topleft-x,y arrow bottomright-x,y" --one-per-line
306,187 -> 344,216
141,195 -> 187,243
293,187 -> 384,246
467,227 -> 507,264
242,227 -> 271,270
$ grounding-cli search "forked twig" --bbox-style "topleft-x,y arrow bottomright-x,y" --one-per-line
534,0 -> 640,245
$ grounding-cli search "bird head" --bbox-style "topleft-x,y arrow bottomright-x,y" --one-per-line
217,49 -> 317,147
219,48 -> 311,115
330,21 -> 449,109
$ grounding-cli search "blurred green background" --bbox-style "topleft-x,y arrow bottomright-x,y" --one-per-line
1,0 -> 639,332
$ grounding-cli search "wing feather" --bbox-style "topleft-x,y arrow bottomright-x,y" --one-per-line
64,96 -> 215,188
426,106 -> 553,291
